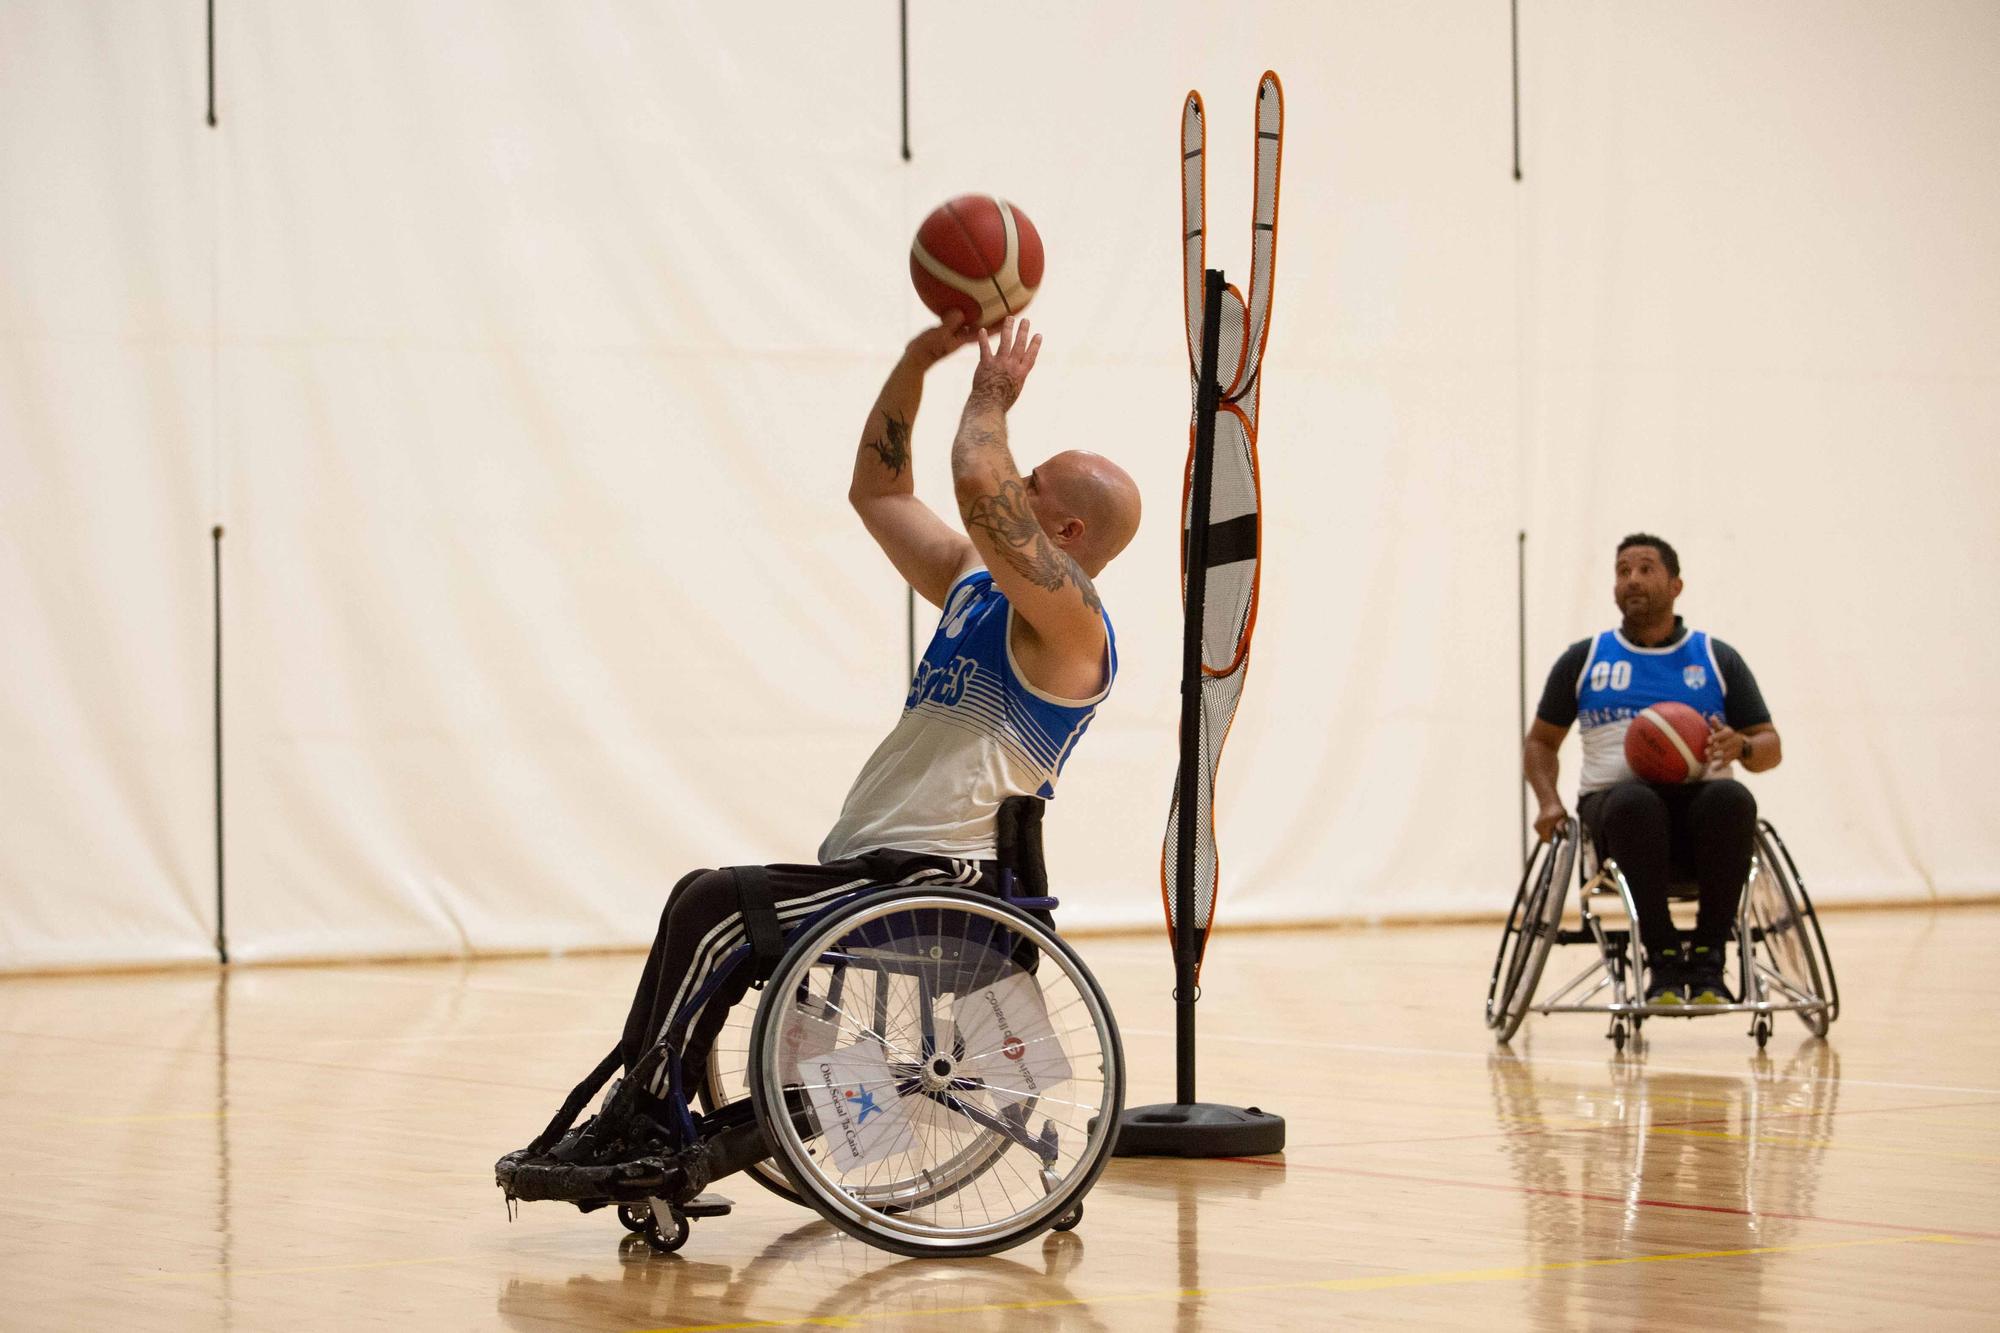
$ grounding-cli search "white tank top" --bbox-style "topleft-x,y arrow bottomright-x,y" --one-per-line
819,569 -> 1116,862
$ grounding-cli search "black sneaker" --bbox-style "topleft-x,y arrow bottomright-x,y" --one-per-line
1686,945 -> 1734,1005
1645,948 -> 1687,1006
549,1080 -> 678,1168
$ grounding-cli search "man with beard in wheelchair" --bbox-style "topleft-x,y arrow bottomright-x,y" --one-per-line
1522,534 -> 1784,1007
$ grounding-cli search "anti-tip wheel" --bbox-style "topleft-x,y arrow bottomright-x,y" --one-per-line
1051,1202 -> 1083,1233
616,1203 -> 653,1235
643,1208 -> 690,1254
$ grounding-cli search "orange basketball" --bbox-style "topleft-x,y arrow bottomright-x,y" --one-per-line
1624,701 -> 1713,784
909,195 -> 1043,330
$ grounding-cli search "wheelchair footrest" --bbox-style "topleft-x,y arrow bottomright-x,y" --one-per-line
496,1148 -> 695,1207
679,1192 -> 734,1219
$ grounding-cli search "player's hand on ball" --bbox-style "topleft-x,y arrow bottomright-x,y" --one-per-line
972,316 -> 1042,411
1705,722 -> 1745,765
905,310 -> 977,370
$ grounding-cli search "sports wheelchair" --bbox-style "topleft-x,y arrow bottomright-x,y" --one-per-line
1486,816 -> 1838,1050
497,799 -> 1125,1259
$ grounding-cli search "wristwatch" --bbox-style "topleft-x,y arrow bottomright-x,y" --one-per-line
1739,735 -> 1754,764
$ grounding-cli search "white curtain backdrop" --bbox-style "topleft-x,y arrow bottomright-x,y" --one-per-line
3,1 -> 1995,970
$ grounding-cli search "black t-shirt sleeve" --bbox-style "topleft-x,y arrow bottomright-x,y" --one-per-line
1535,639 -> 1592,728
1711,639 -> 1773,730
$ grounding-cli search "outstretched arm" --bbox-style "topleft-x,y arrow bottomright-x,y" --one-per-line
950,318 -> 1106,651
849,314 -> 979,608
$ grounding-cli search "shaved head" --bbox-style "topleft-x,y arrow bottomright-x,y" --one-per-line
1024,450 -> 1142,578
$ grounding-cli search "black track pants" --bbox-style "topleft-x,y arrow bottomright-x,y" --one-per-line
616,849 -> 995,1104
1578,779 -> 1758,959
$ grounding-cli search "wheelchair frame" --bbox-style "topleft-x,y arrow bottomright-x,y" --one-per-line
506,860 -> 1125,1260
1486,816 -> 1839,1050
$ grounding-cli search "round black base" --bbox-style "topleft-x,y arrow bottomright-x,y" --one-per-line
1111,1102 -> 1286,1158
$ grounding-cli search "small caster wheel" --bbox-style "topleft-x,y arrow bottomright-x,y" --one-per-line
1609,1020 -> 1627,1052
1051,1202 -> 1083,1233
644,1208 -> 691,1254
1753,1018 -> 1771,1050
617,1203 -> 653,1235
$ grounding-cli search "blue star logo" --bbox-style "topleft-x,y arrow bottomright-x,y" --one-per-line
843,1086 -> 884,1126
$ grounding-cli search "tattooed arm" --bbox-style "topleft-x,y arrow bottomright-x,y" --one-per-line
849,313 -> 980,608
952,319 -> 1108,663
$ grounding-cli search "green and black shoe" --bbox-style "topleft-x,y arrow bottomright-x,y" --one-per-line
1645,947 -> 1687,1006
1686,944 -> 1734,1006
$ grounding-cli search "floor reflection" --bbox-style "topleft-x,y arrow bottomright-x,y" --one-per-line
1104,1155 -> 1286,1333
496,1213 -> 1103,1332
214,966 -> 235,1333
1489,1039 -> 1842,1324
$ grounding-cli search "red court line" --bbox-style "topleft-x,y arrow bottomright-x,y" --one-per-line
1216,1156 -> 2000,1242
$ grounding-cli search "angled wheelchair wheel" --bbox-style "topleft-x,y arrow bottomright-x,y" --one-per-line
1747,821 -> 1838,1035
747,888 -> 1124,1258
701,998 -> 806,1206
1487,821 -> 1575,1042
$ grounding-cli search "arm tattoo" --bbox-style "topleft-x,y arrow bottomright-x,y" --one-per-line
963,480 -> 1063,589
865,411 -> 912,479
1070,559 -> 1104,615
962,477 -> 1104,616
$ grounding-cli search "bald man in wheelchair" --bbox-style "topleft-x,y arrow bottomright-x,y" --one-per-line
1523,534 -> 1784,1007
497,314 -> 1141,1202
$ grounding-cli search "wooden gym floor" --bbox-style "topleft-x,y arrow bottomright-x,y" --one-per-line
4,904 -> 1997,1330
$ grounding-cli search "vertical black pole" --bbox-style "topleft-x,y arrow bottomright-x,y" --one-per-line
1513,0 -> 1528,853
212,524 -> 228,964
1174,268 -> 1226,1107
206,0 -> 218,127
1509,0 -> 1521,180
898,0 -> 911,163
1517,529 -> 1528,866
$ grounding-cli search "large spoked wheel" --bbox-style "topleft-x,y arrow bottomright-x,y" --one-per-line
701,996 -> 807,1206
1747,821 -> 1838,1035
747,888 -> 1124,1258
1487,820 -> 1575,1042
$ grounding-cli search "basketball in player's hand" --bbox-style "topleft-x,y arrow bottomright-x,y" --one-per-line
910,195 -> 1043,330
1625,701 -> 1714,784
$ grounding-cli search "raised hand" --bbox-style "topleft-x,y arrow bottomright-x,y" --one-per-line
904,309 -> 978,371
970,316 -> 1043,412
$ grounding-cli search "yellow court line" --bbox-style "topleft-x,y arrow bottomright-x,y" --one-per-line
1649,1125 -> 2000,1164
629,1232 -> 1974,1333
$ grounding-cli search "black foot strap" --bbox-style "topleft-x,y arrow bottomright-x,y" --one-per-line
527,1044 -> 624,1156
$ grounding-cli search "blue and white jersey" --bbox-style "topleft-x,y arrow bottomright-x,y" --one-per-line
819,569 -> 1117,862
1576,628 -> 1730,793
